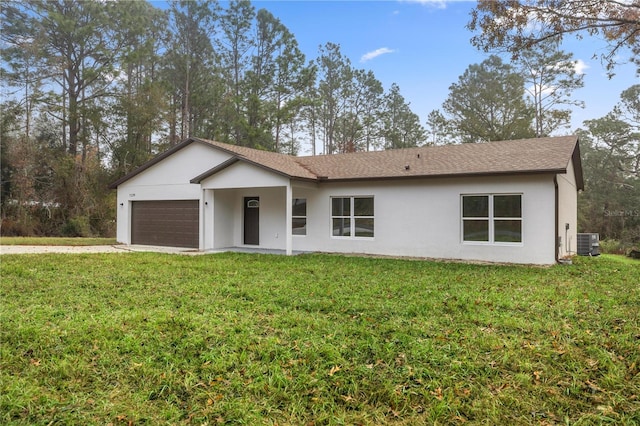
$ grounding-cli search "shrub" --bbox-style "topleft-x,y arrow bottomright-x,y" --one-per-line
61,216 -> 92,237
0,217 -> 29,236
599,238 -> 634,254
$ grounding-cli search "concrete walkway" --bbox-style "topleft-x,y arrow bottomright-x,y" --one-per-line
0,244 -> 204,255
0,245 -> 306,255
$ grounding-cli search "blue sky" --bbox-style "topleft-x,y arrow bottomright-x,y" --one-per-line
249,0 -> 638,134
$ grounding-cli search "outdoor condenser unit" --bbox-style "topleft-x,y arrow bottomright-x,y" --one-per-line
577,233 -> 600,256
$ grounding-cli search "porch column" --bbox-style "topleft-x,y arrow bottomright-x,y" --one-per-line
199,189 -> 206,250
285,182 -> 293,255
203,189 -> 215,250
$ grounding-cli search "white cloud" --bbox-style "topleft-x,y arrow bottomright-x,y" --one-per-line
401,0 -> 448,9
545,59 -> 589,76
530,83 -> 556,96
361,47 -> 396,63
573,59 -> 589,75
525,59 -> 588,97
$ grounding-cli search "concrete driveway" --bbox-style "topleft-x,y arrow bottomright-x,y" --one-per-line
0,245 -> 204,255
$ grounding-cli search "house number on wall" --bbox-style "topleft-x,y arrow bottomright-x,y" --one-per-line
129,194 -> 135,197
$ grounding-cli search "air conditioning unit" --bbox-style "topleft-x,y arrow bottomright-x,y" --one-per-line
577,233 -> 600,256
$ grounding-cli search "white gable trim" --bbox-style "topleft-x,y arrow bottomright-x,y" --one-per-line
199,160 -> 290,189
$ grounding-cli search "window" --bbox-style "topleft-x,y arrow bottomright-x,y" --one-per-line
292,198 -> 307,236
331,196 -> 374,238
462,194 -> 521,243
493,195 -> 522,243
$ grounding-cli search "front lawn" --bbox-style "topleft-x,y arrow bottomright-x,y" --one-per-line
1,253 -> 638,424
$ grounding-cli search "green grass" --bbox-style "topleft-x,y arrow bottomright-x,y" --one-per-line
0,237 -> 117,246
601,253 -> 640,265
1,253 -> 638,425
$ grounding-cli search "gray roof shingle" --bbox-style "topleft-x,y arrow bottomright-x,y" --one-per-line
111,135 -> 582,190
195,135 -> 581,185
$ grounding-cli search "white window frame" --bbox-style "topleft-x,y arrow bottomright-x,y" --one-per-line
461,194 -> 523,245
292,198 -> 307,236
330,196 -> 375,239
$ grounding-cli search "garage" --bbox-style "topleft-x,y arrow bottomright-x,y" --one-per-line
131,200 -> 199,248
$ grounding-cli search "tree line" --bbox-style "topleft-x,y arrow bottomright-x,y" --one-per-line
463,0 -> 639,249
1,0 -> 638,247
1,0 -> 426,236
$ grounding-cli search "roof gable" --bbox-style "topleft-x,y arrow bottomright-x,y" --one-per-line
191,138 -> 317,181
192,156 -> 290,188
108,138 -> 213,189
190,155 -> 310,184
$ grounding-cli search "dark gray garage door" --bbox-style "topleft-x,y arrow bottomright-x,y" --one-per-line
131,200 -> 199,248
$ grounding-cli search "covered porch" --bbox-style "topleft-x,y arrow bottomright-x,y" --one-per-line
194,158 -> 316,255
202,246 -> 309,255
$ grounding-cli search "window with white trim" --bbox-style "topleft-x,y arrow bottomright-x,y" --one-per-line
462,194 -> 522,243
292,198 -> 307,236
331,196 -> 374,238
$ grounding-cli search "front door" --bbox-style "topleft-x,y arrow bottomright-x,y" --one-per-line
244,197 -> 259,245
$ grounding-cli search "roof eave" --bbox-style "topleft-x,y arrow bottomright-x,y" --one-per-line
316,169 -> 567,183
571,139 -> 585,191
190,155 -> 318,184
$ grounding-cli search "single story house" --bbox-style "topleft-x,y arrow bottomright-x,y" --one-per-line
110,135 -> 583,265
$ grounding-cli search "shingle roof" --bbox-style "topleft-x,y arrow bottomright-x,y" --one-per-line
296,136 -> 580,180
193,135 -> 582,188
111,135 -> 583,190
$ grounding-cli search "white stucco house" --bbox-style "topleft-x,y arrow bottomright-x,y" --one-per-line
110,135 -> 583,264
